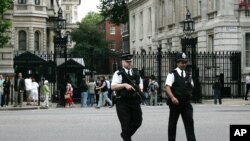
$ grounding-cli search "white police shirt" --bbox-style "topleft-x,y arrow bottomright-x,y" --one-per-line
246,75 -> 250,84
111,68 -> 143,89
165,67 -> 193,87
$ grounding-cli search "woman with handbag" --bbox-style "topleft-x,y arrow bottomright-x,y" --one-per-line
65,81 -> 73,108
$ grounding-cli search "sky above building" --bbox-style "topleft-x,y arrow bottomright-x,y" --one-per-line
78,0 -> 100,21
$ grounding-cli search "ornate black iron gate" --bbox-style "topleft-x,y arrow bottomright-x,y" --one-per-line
132,51 -> 242,101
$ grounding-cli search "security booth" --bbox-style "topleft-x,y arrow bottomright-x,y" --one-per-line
56,58 -> 85,103
14,51 -> 50,102
14,51 -> 47,82
43,60 -> 56,83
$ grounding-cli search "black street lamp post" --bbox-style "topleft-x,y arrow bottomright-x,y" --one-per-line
54,7 -> 67,80
181,10 -> 201,103
157,42 -> 162,104
54,8 -> 68,105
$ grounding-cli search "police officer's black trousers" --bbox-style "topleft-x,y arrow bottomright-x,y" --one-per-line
116,100 -> 142,141
168,101 -> 196,141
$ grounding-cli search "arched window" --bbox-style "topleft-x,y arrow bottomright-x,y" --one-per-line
19,30 -> 27,50
34,31 -> 40,51
35,0 -> 40,5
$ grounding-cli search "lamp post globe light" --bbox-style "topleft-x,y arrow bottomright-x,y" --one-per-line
183,10 -> 195,36
54,7 -> 68,105
181,10 -> 201,103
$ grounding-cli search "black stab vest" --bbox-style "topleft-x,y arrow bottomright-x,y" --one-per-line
171,70 -> 193,100
116,68 -> 140,100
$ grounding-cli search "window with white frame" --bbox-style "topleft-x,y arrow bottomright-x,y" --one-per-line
109,41 -> 116,49
208,0 -> 219,12
147,7 -> 152,36
66,31 -> 72,44
110,25 -> 116,35
246,33 -> 250,67
19,30 -> 27,50
171,0 -> 176,23
18,0 -> 26,4
35,0 -> 40,5
51,0 -> 54,7
208,34 -> 214,52
198,0 -> 201,15
192,0 -> 201,17
66,14 -> 70,23
131,15 -> 135,40
159,0 -> 165,27
139,11 -> 143,39
66,6 -> 69,10
121,23 -> 128,34
34,31 -> 40,51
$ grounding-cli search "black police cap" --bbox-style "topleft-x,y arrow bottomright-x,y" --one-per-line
120,52 -> 133,60
176,52 -> 188,62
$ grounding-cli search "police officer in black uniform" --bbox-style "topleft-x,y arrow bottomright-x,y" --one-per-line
111,52 -> 143,141
165,52 -> 196,141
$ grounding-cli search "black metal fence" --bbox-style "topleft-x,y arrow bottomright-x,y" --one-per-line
132,51 -> 242,99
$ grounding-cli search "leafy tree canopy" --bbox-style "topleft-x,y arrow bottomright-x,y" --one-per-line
0,0 -> 12,48
70,21 -> 110,72
81,11 -> 102,26
99,0 -> 129,25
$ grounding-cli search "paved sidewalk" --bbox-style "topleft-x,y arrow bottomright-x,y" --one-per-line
0,102 -> 42,111
201,98 -> 250,105
0,98 -> 249,111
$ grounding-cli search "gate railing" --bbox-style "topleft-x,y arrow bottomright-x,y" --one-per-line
133,51 -> 242,100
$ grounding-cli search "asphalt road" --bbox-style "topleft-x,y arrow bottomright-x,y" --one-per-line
0,104 -> 250,141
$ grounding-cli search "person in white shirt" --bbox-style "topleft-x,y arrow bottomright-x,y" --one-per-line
31,78 -> 39,105
111,52 -> 143,141
245,73 -> 250,100
25,76 -> 32,105
165,52 -> 196,141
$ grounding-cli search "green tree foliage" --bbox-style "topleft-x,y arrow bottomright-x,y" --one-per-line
0,0 -> 12,47
81,11 -> 102,25
70,21 -> 110,72
99,0 -> 129,25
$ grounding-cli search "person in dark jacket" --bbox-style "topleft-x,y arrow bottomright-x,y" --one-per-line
165,52 -> 196,141
3,76 -> 11,107
96,75 -> 112,108
213,77 -> 222,104
14,73 -> 25,107
111,52 -> 143,141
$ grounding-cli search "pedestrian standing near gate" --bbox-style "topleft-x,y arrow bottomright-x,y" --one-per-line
244,72 -> 250,100
148,75 -> 159,106
41,80 -> 50,108
14,73 -> 25,107
3,76 -> 11,107
165,52 -> 196,141
213,77 -> 222,104
111,52 -> 143,141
